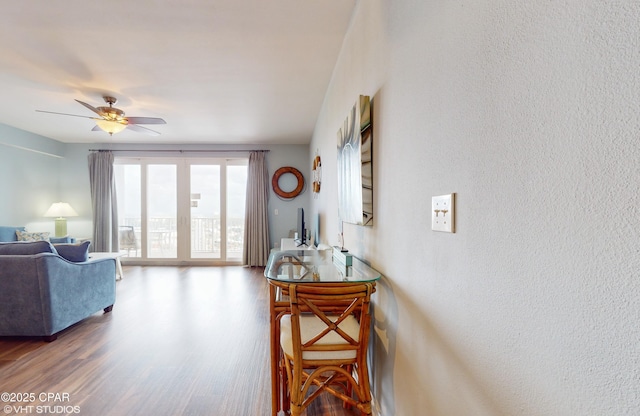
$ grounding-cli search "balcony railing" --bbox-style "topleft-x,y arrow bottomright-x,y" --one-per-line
120,217 -> 244,259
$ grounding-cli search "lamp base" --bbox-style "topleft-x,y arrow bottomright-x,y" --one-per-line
54,218 -> 67,237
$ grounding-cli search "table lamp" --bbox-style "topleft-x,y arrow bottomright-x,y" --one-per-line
44,202 -> 78,237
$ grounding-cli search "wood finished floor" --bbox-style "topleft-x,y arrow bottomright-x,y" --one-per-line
0,266 -> 360,416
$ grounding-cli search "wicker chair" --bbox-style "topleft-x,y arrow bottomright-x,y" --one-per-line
280,282 -> 375,415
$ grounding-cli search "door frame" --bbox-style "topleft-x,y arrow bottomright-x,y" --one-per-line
114,156 -> 248,266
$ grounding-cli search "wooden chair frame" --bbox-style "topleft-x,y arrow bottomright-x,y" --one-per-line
280,282 -> 375,416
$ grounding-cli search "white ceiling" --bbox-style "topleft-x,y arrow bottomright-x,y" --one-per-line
0,0 -> 356,144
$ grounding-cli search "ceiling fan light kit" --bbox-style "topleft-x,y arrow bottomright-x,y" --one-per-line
37,95 -> 166,136
92,96 -> 128,135
95,119 -> 127,135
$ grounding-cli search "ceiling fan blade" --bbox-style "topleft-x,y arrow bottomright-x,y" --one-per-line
126,124 -> 161,136
36,110 -> 100,120
125,116 -> 166,125
75,99 -> 105,117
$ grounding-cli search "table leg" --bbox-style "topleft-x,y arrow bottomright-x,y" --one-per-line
115,257 -> 124,280
270,284 -> 279,416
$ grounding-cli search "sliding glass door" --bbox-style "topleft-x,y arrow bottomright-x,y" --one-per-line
114,157 -> 247,264
148,164 -> 178,258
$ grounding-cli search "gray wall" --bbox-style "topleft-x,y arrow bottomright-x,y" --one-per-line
0,125 -> 65,230
0,134 -> 309,247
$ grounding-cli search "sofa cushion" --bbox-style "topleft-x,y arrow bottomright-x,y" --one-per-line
16,230 -> 50,242
50,236 -> 77,244
0,241 -> 57,255
0,226 -> 25,242
54,241 -> 91,262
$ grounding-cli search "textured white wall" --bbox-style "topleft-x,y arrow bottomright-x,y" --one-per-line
311,1 -> 640,415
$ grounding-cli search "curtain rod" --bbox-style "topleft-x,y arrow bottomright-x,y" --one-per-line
88,149 -> 269,153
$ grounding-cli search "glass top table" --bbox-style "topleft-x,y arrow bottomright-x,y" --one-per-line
264,249 -> 381,415
264,249 -> 381,283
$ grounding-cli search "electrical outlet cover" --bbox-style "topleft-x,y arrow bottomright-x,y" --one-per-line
432,193 -> 455,233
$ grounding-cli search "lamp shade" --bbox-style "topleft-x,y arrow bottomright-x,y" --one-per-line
44,202 -> 78,218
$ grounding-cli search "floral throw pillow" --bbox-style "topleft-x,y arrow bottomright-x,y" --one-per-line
16,230 -> 50,242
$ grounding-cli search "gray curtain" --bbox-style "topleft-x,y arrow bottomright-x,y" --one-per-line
243,151 -> 270,266
88,151 -> 119,252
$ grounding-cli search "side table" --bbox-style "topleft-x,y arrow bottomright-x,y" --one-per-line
89,252 -> 125,280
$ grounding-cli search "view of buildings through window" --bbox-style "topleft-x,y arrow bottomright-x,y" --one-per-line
115,158 -> 248,262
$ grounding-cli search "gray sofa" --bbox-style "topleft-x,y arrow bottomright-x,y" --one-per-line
0,241 -> 116,341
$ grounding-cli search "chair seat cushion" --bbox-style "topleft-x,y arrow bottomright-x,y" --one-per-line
280,313 -> 360,361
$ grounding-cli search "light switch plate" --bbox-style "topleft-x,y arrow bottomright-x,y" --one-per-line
432,193 -> 455,233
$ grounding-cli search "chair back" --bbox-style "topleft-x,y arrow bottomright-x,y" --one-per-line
119,226 -> 137,250
287,282 -> 374,365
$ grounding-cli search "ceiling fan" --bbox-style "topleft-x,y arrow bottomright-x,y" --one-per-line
37,96 -> 166,136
